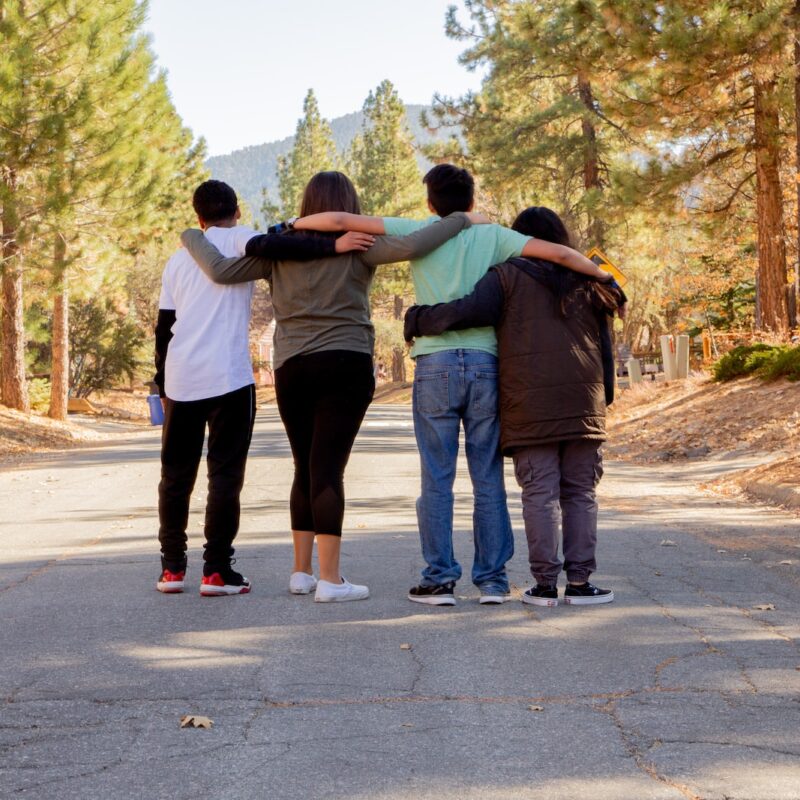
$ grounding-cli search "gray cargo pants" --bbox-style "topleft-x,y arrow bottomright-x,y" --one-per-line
512,440 -> 604,587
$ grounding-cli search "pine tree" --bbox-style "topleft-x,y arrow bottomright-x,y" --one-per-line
349,80 -> 427,381
428,0 -> 645,247
0,0 -> 87,412
0,0 -> 208,416
604,0 -> 793,334
263,89 -> 337,220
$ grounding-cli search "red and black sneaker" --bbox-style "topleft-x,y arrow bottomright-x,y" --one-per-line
200,566 -> 251,597
156,568 -> 185,594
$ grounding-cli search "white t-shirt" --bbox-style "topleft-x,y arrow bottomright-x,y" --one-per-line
159,225 -> 258,402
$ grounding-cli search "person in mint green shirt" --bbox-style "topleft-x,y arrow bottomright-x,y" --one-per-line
383,165 -> 610,607
383,215 -> 529,359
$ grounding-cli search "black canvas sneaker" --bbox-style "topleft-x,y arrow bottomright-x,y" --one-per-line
408,581 -> 456,606
563,582 -> 614,605
521,585 -> 559,607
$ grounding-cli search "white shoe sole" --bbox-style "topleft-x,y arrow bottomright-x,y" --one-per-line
156,581 -> 184,594
479,594 -> 511,605
407,594 -> 456,606
564,592 -> 614,605
521,594 -> 558,607
200,583 -> 251,596
314,589 -> 369,603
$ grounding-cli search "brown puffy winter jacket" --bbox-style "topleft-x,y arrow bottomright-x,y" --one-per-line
493,260 -> 606,453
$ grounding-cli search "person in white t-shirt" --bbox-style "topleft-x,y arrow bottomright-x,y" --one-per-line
153,180 -> 370,597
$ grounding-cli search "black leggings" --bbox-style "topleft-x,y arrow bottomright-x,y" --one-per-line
275,350 -> 374,536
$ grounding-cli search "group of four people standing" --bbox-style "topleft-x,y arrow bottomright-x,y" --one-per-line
154,164 -> 624,607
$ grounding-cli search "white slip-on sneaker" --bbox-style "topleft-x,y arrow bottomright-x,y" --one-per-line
289,571 -> 318,595
314,578 -> 369,603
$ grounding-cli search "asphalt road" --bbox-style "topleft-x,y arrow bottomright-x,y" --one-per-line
1,404 -> 799,800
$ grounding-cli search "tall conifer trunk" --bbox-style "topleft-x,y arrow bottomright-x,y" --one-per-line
392,294 -> 406,383
753,76 -> 789,333
577,75 -> 604,248
793,0 -> 800,328
0,177 -> 30,412
49,234 -> 69,420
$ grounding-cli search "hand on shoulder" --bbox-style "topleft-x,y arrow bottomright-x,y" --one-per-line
335,231 -> 376,254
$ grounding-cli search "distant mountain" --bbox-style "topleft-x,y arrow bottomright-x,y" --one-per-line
206,104 -> 459,225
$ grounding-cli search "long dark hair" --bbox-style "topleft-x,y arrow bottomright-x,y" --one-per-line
511,206 -> 620,316
300,171 -> 361,217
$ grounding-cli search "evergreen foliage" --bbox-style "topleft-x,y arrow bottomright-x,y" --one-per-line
712,343 -> 800,381
349,80 -> 427,381
0,0 -> 206,413
263,89 -> 338,221
68,297 -> 146,399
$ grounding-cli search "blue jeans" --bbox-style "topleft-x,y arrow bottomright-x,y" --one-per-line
412,349 -> 514,593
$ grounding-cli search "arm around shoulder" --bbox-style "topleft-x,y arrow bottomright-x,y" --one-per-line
522,238 -> 610,280
364,212 -> 471,267
293,212 -> 386,235
404,270 -> 504,341
181,229 -> 270,284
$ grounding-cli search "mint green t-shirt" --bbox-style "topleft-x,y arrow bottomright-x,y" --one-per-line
383,216 -> 530,357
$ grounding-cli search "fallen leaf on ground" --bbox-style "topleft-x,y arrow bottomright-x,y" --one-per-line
660,539 -> 677,547
180,715 -> 213,729
779,560 -> 793,565
399,643 -> 412,650
401,723 -> 414,728
752,603 -> 776,611
654,571 -> 662,576
528,705 -> 544,712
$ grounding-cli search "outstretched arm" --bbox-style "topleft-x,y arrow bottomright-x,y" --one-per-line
292,210 -> 491,236
404,271 -> 504,341
522,239 -> 611,281
362,212 -> 472,266
180,229 -> 373,285
293,212 -> 387,235
181,230 -> 275,284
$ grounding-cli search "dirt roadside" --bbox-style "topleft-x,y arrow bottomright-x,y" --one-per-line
2,376 -> 797,515
606,374 -> 800,512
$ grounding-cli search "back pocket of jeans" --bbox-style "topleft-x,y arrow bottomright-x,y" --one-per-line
473,371 -> 499,414
414,372 -> 449,414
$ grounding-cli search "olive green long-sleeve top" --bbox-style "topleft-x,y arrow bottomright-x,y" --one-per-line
181,212 -> 472,370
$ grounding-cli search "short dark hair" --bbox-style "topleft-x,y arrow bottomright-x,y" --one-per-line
511,206 -> 572,247
192,180 -> 238,224
300,171 -> 361,217
423,164 -> 474,217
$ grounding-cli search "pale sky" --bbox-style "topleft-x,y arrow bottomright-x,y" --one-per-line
144,0 -> 485,156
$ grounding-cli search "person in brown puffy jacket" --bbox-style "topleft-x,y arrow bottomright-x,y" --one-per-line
404,207 -> 626,607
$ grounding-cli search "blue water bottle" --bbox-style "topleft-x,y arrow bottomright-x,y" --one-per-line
147,394 -> 165,426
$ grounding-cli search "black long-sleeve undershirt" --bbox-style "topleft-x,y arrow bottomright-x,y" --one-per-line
153,309 -> 176,398
243,231 -> 337,260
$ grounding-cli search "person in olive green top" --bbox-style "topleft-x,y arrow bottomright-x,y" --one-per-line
181,171 -> 481,603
